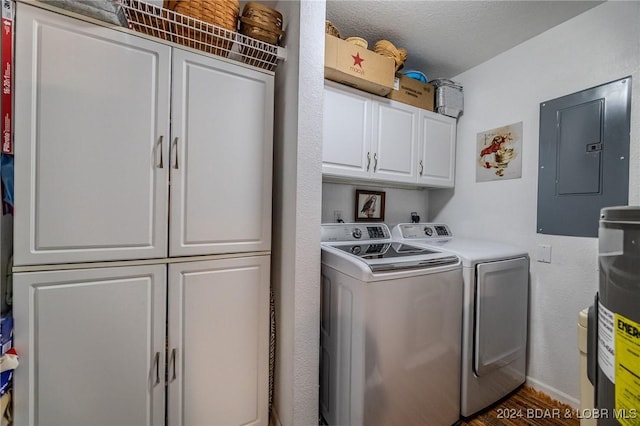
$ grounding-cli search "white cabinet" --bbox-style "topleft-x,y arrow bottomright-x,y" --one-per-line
14,5 -> 171,265
322,83 -> 371,178
12,4 -> 273,426
14,4 -> 274,266
167,256 -> 270,426
13,264 -> 167,426
13,256 -> 270,426
372,100 -> 419,184
322,81 -> 417,183
169,50 -> 273,257
417,111 -> 457,187
322,81 -> 456,188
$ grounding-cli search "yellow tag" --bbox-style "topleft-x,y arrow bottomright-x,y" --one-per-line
614,312 -> 640,425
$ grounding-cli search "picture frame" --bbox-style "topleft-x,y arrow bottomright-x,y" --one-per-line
354,189 -> 385,222
476,121 -> 523,182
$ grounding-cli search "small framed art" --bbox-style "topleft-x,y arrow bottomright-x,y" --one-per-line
354,189 -> 385,222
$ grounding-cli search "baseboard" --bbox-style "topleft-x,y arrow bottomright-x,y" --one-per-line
270,408 -> 283,426
526,376 -> 580,408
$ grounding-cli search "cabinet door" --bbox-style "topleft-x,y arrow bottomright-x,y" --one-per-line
417,111 -> 457,187
170,49 -> 273,257
13,264 -> 167,426
322,82 -> 372,179
371,99 -> 419,184
167,256 -> 270,426
14,4 -> 171,266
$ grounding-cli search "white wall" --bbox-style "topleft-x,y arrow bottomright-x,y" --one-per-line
429,1 -> 640,406
271,1 -> 324,425
322,182 -> 429,227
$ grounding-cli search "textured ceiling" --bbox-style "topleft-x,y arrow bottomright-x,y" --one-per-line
326,1 -> 603,80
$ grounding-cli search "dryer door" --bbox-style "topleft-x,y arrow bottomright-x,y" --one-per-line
474,256 -> 529,376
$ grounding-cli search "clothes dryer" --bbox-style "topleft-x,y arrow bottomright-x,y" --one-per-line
392,223 -> 529,417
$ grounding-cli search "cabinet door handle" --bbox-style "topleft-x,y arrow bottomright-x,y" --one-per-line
366,152 -> 371,171
157,136 -> 164,168
373,153 -> 378,172
419,160 -> 424,176
171,348 -> 177,381
153,351 -> 160,385
172,137 -> 179,169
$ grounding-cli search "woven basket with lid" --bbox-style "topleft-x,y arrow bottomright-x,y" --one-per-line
238,2 -> 284,69
164,0 -> 239,56
239,2 -> 284,45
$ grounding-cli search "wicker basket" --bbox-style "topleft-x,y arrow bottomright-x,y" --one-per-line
345,37 -> 368,49
325,20 -> 340,38
239,2 -> 284,45
242,2 -> 282,32
374,39 -> 407,72
238,2 -> 284,69
164,0 -> 239,57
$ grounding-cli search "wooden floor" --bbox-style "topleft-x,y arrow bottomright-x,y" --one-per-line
460,386 -> 579,426
315,385 -> 578,426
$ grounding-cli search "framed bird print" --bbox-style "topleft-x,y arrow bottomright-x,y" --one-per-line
355,189 -> 386,222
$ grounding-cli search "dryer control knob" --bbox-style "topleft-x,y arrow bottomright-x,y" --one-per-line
352,228 -> 362,239
424,227 -> 433,236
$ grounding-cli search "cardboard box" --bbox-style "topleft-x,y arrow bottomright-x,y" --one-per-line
324,34 -> 395,97
386,74 -> 435,111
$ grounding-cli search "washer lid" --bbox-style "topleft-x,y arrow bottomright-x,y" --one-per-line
325,241 -> 459,272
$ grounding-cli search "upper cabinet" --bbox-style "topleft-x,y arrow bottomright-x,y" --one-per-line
13,4 -> 273,266
322,81 -> 456,188
372,100 -> 419,184
417,111 -> 457,187
322,83 -> 372,179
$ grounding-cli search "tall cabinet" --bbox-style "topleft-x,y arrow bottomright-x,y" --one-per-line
12,4 -> 273,426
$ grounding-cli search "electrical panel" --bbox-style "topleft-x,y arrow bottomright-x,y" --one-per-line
537,77 -> 631,237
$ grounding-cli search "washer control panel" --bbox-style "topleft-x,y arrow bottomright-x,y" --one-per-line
394,223 -> 453,240
321,223 -> 390,242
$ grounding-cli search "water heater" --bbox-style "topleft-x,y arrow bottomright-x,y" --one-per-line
594,206 -> 640,425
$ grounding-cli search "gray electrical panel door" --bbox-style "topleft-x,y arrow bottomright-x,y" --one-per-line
537,77 -> 630,237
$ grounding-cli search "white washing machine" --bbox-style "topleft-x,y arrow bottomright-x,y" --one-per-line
320,223 -> 463,426
391,223 -> 529,417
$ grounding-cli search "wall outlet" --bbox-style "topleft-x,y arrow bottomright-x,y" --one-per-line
537,244 -> 552,263
333,210 -> 344,223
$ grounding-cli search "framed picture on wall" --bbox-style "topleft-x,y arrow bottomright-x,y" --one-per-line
476,121 -> 523,182
354,190 -> 385,222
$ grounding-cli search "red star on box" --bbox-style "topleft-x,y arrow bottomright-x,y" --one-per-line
352,52 -> 364,67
